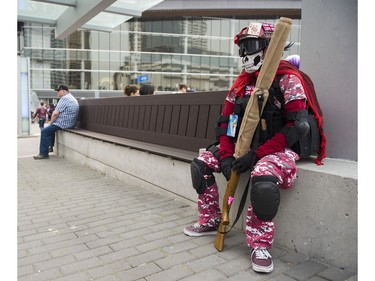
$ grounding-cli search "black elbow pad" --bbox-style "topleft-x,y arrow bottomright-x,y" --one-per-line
281,110 -> 320,158
281,109 -> 310,147
295,110 -> 310,137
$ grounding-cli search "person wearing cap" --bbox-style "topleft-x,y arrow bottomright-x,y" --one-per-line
183,22 -> 326,273
33,85 -> 79,159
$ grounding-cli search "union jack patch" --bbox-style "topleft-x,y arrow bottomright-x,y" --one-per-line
245,85 -> 255,96
262,23 -> 275,38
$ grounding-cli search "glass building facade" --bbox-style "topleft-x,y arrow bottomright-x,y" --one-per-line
18,17 -> 301,93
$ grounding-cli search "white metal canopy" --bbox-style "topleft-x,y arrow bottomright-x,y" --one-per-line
17,0 -> 165,39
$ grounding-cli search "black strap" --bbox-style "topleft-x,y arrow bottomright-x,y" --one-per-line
217,115 -> 230,123
219,175 -> 251,234
206,143 -> 220,159
220,92 -> 264,234
215,114 -> 230,139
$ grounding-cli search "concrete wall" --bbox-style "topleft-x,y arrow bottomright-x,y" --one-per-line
57,131 -> 358,272
300,0 -> 357,161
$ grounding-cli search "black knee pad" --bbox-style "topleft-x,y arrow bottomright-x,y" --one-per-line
190,158 -> 215,194
251,176 -> 280,221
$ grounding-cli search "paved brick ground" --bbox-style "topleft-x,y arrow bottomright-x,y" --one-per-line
17,133 -> 357,281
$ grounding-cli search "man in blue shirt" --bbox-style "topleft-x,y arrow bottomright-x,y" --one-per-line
33,85 -> 79,159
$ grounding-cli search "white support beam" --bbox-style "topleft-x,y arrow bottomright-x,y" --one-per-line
55,0 -> 116,40
17,15 -> 56,25
78,24 -> 114,33
104,6 -> 142,17
31,0 -> 76,7
150,0 -> 301,10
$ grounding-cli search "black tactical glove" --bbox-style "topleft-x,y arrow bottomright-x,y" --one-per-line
220,156 -> 235,181
232,150 -> 258,174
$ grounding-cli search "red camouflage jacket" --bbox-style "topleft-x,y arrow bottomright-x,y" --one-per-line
218,60 -> 326,165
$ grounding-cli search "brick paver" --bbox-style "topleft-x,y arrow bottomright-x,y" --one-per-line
17,135 -> 357,281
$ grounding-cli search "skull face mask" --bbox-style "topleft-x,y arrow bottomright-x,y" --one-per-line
242,50 -> 264,73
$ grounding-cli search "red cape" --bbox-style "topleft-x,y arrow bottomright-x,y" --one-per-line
276,60 -> 326,165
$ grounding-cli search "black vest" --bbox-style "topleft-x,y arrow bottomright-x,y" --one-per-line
233,76 -> 285,146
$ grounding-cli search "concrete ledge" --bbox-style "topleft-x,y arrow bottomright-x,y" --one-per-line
63,128 -> 197,162
57,130 -> 357,272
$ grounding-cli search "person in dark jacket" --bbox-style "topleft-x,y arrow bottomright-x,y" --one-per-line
139,84 -> 155,95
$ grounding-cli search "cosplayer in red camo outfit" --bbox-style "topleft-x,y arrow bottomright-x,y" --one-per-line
184,22 -> 326,274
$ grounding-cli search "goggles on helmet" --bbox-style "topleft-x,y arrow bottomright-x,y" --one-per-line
237,38 -> 269,57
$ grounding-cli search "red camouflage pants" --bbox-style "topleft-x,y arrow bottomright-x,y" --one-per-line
196,148 -> 299,249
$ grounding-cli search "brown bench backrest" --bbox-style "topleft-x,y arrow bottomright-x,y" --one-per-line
77,91 -> 227,152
